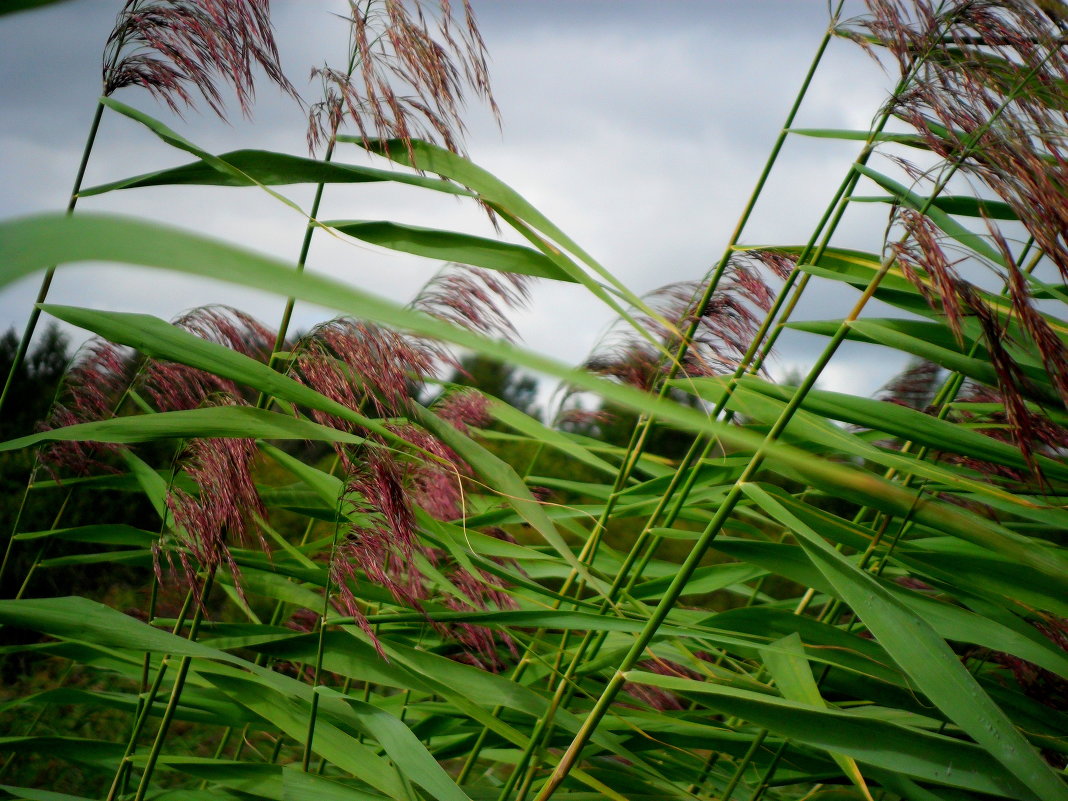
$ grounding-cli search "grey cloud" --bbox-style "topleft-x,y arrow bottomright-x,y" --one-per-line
2,0 -> 911,400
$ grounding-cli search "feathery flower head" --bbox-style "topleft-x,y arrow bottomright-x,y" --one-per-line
411,263 -> 531,343
294,318 -> 439,435
387,421 -> 469,521
162,412 -> 267,601
103,0 -> 297,118
877,358 -> 942,410
307,0 -> 498,156
144,306 -> 273,412
39,338 -> 136,476
330,448 -> 426,654
585,257 -> 779,390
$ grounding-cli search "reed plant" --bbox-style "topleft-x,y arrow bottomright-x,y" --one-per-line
1,1 -> 1067,800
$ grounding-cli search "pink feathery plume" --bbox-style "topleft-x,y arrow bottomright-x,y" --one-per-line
307,0 -> 498,156
326,391 -> 519,662
162,415 -> 267,602
39,338 -> 136,476
877,358 -> 942,411
145,308 -> 273,598
143,306 -> 274,411
293,318 -> 440,440
442,562 -> 518,670
411,263 -> 532,343
330,450 -> 426,656
103,0 -> 298,119
585,255 -> 782,391
846,1 -> 1068,472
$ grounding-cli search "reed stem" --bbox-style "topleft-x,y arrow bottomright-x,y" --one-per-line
0,100 -> 104,417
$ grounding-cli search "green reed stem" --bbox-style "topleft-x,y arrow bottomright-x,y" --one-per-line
259,135 -> 337,400
692,42 -> 1061,801
530,82 -> 1038,790
488,15 -> 844,794
0,100 -> 104,418
131,568 -> 216,801
11,491 -> 70,600
303,502 -> 345,771
104,577 -> 199,801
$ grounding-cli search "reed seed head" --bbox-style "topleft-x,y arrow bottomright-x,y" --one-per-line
585,256 -> 781,391
306,0 -> 498,156
103,0 -> 298,119
411,263 -> 531,343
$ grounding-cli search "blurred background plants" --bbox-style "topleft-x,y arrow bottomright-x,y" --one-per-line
1,1 -> 1067,800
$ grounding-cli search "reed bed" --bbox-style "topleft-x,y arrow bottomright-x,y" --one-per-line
1,2 -> 1066,800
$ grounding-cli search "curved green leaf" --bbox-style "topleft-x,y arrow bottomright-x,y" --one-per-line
741,482 -> 1068,801
0,405 -> 368,452
80,149 -> 471,198
326,219 -> 574,281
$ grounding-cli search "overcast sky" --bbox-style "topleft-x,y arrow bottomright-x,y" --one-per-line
0,0 -> 918,404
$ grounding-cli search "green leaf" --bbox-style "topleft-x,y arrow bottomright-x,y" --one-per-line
762,634 -> 874,801
318,686 -> 475,801
0,596 -> 247,666
787,128 -> 929,148
678,377 -> 1028,503
0,406 -> 368,452
791,318 -> 1064,407
630,562 -> 766,601
258,442 -> 344,509
13,524 -> 157,547
80,149 -> 471,198
347,138 -> 599,278
849,194 -> 1018,220
282,767 -> 390,801
741,482 -> 1068,801
99,98 -> 307,219
198,667 -> 409,801
736,375 -> 1068,480
853,164 -> 1005,265
0,0 -> 76,16
326,220 -> 574,281
625,671 -> 1035,799
250,629 -> 646,800
0,737 -> 124,770
0,786 -> 95,801
119,448 -> 172,522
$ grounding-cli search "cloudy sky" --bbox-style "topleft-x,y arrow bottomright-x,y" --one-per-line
0,0 -> 915,404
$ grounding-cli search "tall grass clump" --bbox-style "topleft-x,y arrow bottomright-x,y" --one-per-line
0,1 -> 1066,801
